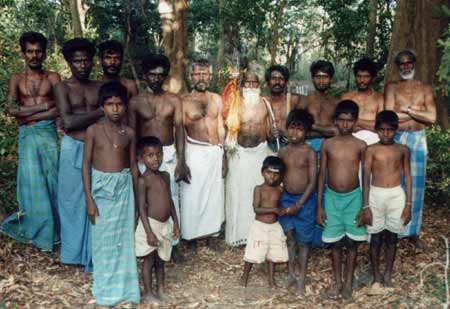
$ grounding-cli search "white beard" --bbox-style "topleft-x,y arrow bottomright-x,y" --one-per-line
242,87 -> 261,108
400,69 -> 415,80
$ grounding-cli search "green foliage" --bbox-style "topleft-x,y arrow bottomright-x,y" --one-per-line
425,127 -> 450,205
436,6 -> 450,100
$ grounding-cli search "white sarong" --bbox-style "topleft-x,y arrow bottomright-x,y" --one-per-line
138,144 -> 180,245
180,137 -> 224,240
225,142 -> 270,246
353,130 -> 380,185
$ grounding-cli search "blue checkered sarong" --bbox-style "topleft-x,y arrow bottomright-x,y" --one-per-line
1,120 -> 59,251
395,130 -> 427,237
91,168 -> 140,306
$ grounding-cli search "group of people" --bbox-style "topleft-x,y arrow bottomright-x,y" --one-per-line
1,30 -> 436,306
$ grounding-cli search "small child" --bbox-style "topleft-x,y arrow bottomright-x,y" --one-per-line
134,136 -> 180,304
240,156 -> 289,288
278,109 -> 317,297
361,111 -> 411,291
82,81 -> 140,306
317,100 -> 367,300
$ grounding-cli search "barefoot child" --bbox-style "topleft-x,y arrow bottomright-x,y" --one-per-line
135,136 -> 180,304
317,100 -> 367,300
241,156 -> 288,288
278,109 -> 317,296
361,111 -> 412,290
82,81 -> 140,306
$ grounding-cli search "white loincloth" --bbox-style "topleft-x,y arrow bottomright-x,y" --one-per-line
353,129 -> 380,186
138,144 -> 180,245
225,142 -> 271,246
180,137 -> 225,240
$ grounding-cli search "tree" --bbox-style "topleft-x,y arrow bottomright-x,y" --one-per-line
385,0 -> 450,129
66,0 -> 88,37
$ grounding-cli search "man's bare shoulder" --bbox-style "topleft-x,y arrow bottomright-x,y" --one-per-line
341,91 -> 357,100
124,125 -> 135,138
208,91 -> 222,104
384,81 -> 399,92
129,92 -> 148,105
45,71 -> 61,82
55,80 -> 69,91
352,136 -> 367,148
290,93 -> 301,103
86,122 -> 98,136
160,170 -> 171,184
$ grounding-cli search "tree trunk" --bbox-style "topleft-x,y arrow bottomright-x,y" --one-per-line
366,0 -> 377,57
68,0 -> 83,37
158,0 -> 188,94
215,0 -> 226,89
125,0 -> 140,88
385,0 -> 450,129
269,0 -> 288,65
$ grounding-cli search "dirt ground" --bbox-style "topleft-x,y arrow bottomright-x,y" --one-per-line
1,205 -> 449,309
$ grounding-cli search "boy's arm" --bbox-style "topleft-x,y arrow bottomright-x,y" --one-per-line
81,125 -> 98,225
163,172 -> 180,239
401,146 -> 412,224
359,147 -> 373,226
174,95 -> 191,183
137,177 -> 158,246
129,129 -> 139,220
252,186 -> 280,215
316,142 -> 327,226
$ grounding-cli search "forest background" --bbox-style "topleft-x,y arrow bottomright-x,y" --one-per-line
0,0 -> 449,215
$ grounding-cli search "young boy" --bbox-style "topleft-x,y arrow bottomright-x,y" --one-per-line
361,111 -> 412,291
82,81 -> 140,306
317,100 -> 367,300
278,109 -> 317,297
134,136 -> 180,304
240,156 -> 288,288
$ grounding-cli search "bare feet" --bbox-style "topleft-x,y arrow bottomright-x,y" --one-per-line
269,279 -> 279,288
326,285 -> 341,300
143,292 -> 160,304
368,282 -> 385,296
384,272 -> 393,287
372,272 -> 383,285
341,285 -> 353,301
157,291 -> 170,303
239,276 -> 248,287
296,279 -> 306,298
410,236 -> 426,252
286,273 -> 297,287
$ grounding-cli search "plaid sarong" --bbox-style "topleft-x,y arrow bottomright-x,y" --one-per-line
1,120 -> 59,251
57,135 -> 92,271
91,168 -> 140,306
395,130 -> 427,237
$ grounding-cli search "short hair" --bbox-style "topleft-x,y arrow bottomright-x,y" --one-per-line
137,136 -> 163,156
19,32 -> 47,53
261,156 -> 286,175
190,58 -> 211,73
310,60 -> 335,78
98,81 -> 128,107
265,65 -> 290,82
62,38 -> 95,62
394,49 -> 417,66
286,109 -> 314,132
353,57 -> 378,77
375,110 -> 399,130
98,40 -> 123,58
142,53 -> 171,75
334,100 -> 359,120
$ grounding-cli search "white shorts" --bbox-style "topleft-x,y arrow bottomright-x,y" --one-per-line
367,185 -> 406,235
243,220 -> 288,264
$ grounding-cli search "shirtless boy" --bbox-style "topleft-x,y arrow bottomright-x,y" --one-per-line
82,82 -> 140,306
360,111 -> 411,290
278,109 -> 317,296
317,100 -> 367,300
135,136 -> 180,304
241,156 -> 288,288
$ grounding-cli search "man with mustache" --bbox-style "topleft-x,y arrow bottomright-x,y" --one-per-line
263,65 -> 301,152
225,70 -> 272,247
297,60 -> 338,156
181,59 -> 226,251
342,58 -> 384,146
384,49 -> 436,249
55,38 -> 103,271
1,32 -> 60,251
98,40 -> 139,97
128,53 -> 188,262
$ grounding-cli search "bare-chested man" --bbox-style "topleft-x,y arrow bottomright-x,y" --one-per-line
1,32 -> 60,252
342,58 -> 384,146
263,65 -> 301,153
384,49 -> 436,248
98,40 -> 139,97
128,53 -> 188,262
225,70 -> 272,247
180,59 -> 226,249
297,60 -> 338,155
55,38 -> 103,271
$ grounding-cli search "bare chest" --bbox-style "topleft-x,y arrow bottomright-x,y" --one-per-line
67,84 -> 99,110
139,96 -> 175,121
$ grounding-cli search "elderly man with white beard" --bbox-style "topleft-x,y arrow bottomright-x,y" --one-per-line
384,49 -> 436,250
224,71 -> 272,246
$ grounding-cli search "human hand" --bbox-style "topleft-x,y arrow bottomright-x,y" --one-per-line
357,207 -> 372,226
86,200 -> 99,225
401,206 -> 412,226
316,207 -> 326,226
175,160 -> 191,184
270,126 -> 280,139
173,225 -> 180,239
222,156 -> 228,178
147,232 -> 159,247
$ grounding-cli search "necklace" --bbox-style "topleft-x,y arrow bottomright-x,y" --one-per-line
102,122 -> 126,149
